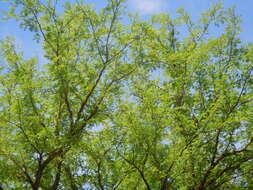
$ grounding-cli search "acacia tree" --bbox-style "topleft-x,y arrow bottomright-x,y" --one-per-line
100,5 -> 253,190
0,0 -> 253,190
0,0 -> 143,189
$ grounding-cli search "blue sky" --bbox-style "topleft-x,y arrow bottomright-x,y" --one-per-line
0,0 -> 252,63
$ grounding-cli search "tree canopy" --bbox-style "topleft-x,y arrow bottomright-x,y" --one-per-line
0,0 -> 253,189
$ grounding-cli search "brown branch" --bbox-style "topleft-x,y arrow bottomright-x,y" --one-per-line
211,129 -> 221,165
63,86 -> 74,127
97,161 -> 105,190
75,38 -> 136,123
33,147 -> 64,190
64,165 -> 78,190
117,150 -> 151,190
76,0 -> 105,63
28,91 -> 47,129
29,7 -> 56,53
198,136 -> 253,190
105,0 -> 121,61
205,156 -> 252,189
3,153 -> 34,188
51,161 -> 62,190
75,64 -> 106,123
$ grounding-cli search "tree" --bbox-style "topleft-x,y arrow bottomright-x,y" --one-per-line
0,0 -> 252,189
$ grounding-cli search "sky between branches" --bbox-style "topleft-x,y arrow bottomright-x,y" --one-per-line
0,0 -> 252,64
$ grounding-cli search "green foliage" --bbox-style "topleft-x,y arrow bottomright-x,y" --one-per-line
0,0 -> 252,189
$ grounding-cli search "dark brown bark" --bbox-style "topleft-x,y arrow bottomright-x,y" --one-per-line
32,147 -> 64,190
51,161 -> 62,190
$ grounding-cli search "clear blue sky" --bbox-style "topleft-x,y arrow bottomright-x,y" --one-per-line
0,0 -> 252,63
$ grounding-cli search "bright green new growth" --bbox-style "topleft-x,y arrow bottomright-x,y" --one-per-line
0,0 -> 252,189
